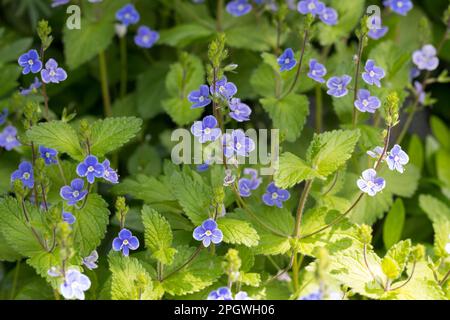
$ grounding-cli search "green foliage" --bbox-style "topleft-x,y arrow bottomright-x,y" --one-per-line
383,199 -> 405,249
217,218 -> 259,247
273,152 -> 318,189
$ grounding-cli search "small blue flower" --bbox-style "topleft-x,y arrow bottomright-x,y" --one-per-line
368,16 -> 388,40
112,228 -> 140,256
307,59 -> 327,83
229,98 -> 252,122
357,169 -> 385,196
51,0 -> 70,7
0,125 -> 21,150
82,250 -> 99,270
326,75 -> 352,97
414,81 -> 426,105
116,4 -> 140,26
60,178 -> 88,206
383,0 -> 412,16
297,0 -> 325,16
238,168 -> 262,197
300,291 -> 323,300
0,108 -> 7,126
362,60 -> 385,87
354,89 -> 381,113
319,7 -> 338,25
62,211 -> 76,225
262,182 -> 290,208
277,48 -> 297,72
39,146 -> 58,165
191,115 -> 222,143
412,45 -> 439,71
367,146 -> 384,159
11,161 -> 34,189
386,144 -> 409,173
196,163 -> 210,172
18,49 -> 42,75
210,77 -> 238,100
207,287 -> 233,300
60,268 -> 91,300
41,59 -> 68,84
102,159 -> 119,184
235,291 -> 251,300
188,84 -> 211,109
226,0 -> 252,17
20,77 -> 42,96
222,129 -> 255,158
76,155 -> 105,184
134,26 -> 159,48
193,219 -> 223,247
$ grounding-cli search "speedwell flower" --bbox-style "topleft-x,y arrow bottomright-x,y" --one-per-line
113,228 -> 140,256
210,77 -> 237,100
0,108 -> 7,125
191,115 -> 222,143
222,129 -> 255,158
39,146 -> 58,165
412,45 -> 439,71
60,268 -> 91,300
51,0 -> 69,7
368,16 -> 388,40
76,155 -> 105,184
319,7 -> 338,25
62,211 -> 76,225
20,77 -> 42,96
262,182 -> 290,208
383,0 -> 412,16
0,125 -> 21,151
11,161 -> 34,189
226,0 -> 252,17
367,146 -> 384,159
354,89 -> 381,113
60,178 -> 88,205
188,84 -> 211,108
41,59 -> 67,84
82,250 -> 99,270
238,168 -> 262,197
229,98 -> 252,122
308,59 -> 327,83
193,219 -> 223,247
207,287 -> 233,300
277,48 -> 297,72
357,169 -> 385,196
386,145 -> 409,173
102,159 -> 119,184
297,0 -> 325,16
116,4 -> 140,26
134,26 -> 159,48
326,75 -> 351,97
362,60 -> 385,87
18,49 -> 42,75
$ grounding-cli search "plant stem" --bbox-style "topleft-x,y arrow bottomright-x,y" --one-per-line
315,85 -> 323,133
439,268 -> 450,286
293,180 -> 312,238
9,260 -> 21,300
120,36 -> 127,98
391,260 -> 417,290
98,51 -> 112,117
20,199 -> 47,251
292,253 -> 299,292
363,244 -> 385,290
161,245 -> 203,281
216,0 -> 224,32
352,33 -> 365,128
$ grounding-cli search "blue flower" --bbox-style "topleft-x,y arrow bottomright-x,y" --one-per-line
18,49 -> 42,75
0,108 -> 7,126
51,0 -> 70,7
354,89 -> 381,113
196,163 -> 210,172
386,145 -> 409,173
300,291 -> 323,300
82,250 -> 99,270
229,98 -> 252,122
235,291 -> 251,300
41,59 -> 68,84
412,45 -> 439,71
307,59 -> 327,83
262,182 -> 290,208
11,161 -> 34,189
357,169 -> 385,196
62,211 -> 76,225
76,155 -> 105,184
277,48 -> 297,72
20,77 -> 42,96
222,129 -> 255,158
193,219 -> 223,247
362,60 -> 385,87
191,115 -> 222,143
226,0 -> 252,17
383,0 -> 412,16
188,84 -> 211,108
60,268 -> 91,300
319,7 -> 338,25
39,146 -> 58,165
102,159 -> 119,184
60,178 -> 88,206
368,16 -> 388,40
414,81 -> 426,105
238,168 -> 262,197
0,126 -> 20,151
367,146 -> 384,159
207,287 -> 233,300
112,228 -> 140,256
297,0 -> 325,16
326,75 -> 352,97
116,4 -> 140,26
210,77 -> 237,100
134,26 -> 159,48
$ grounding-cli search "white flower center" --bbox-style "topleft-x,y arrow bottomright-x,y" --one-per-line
271,192 -> 278,199
123,239 -> 129,245
238,4 -> 244,11
50,70 -> 56,77
366,180 -> 375,188
143,35 -> 149,43
205,230 -> 212,236
199,96 -> 204,102
125,13 -> 131,19
337,84 -> 343,90
235,109 -> 240,115
219,86 -> 226,94
362,100 -> 369,107
235,142 -> 242,150
308,3 -> 316,10
28,59 -> 34,66
284,58 -> 290,64
394,155 -> 400,162
22,172 -> 30,180
369,71 -> 375,77
73,191 -> 79,197
204,128 -> 211,135
6,135 -> 14,143
105,171 -> 110,177
397,1 -> 403,7
45,152 -> 50,158
87,166 -> 95,172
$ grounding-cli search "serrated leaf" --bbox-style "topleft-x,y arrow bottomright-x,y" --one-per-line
383,199 -> 405,249
26,121 -> 84,160
141,206 -> 177,265
217,218 -> 259,247
382,240 -> 411,280
159,23 -> 213,47
274,152 -> 319,189
89,117 -> 142,157
408,135 -> 424,171
306,129 -> 360,177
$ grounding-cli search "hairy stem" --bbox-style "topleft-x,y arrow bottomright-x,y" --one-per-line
391,260 -> 417,291
363,243 -> 385,290
98,51 -> 112,117
439,268 -> 450,286
120,36 -> 128,98
293,180 -> 313,238
352,33 -> 365,128
161,245 -> 203,281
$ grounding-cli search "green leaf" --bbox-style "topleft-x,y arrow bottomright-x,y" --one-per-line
162,97 -> 203,127
383,199 -> 405,250
136,64 -> 169,120
436,150 -> 450,198
109,253 -> 155,300
0,197 -> 46,257
381,256 -> 401,281
225,21 -> 274,52
27,250 -> 65,289
382,164 -> 420,198
306,129 -> 360,177
260,94 -> 309,142
89,117 -> 142,157
159,24 -> 213,47
162,246 -> 222,296
217,218 -> 259,247
26,121 -> 84,160
382,240 -> 411,280
273,152 -> 319,189
141,206 -> 177,265
71,194 -> 110,257
408,135 -> 424,172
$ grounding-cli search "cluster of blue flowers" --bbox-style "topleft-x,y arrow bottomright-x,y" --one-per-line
18,50 -> 68,85
297,0 -> 338,25
115,4 -> 159,49
207,287 -> 251,300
